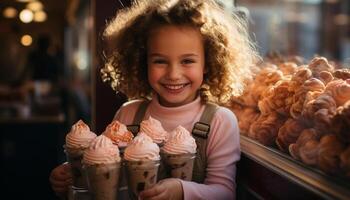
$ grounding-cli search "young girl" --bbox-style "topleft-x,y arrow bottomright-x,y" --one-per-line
50,0 -> 259,199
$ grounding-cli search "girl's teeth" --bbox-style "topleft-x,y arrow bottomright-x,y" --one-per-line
165,85 -> 184,90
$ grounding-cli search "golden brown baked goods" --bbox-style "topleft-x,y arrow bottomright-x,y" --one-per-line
319,71 -> 334,85
258,79 -> 292,116
278,62 -> 298,76
325,79 -> 350,107
299,139 -> 320,166
331,100 -> 350,143
238,107 -> 260,135
289,128 -> 321,160
333,68 -> 350,80
308,57 -> 334,78
290,78 -> 325,119
302,93 -> 337,131
276,118 -> 306,152
241,66 -> 284,107
318,134 -> 345,174
248,112 -> 286,146
288,67 -> 313,93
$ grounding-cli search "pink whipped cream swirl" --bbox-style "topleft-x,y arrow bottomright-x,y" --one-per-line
140,116 -> 168,144
124,132 -> 160,161
83,135 -> 121,165
162,126 -> 197,154
65,120 -> 97,149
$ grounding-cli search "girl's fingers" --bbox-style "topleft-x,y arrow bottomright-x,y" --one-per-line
50,172 -> 69,182
50,177 -> 72,187
140,185 -> 164,199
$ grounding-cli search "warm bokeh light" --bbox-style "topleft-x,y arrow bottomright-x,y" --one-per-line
33,10 -> 47,22
19,9 -> 33,23
27,1 -> 44,12
334,14 -> 349,26
3,7 -> 18,18
21,34 -> 33,46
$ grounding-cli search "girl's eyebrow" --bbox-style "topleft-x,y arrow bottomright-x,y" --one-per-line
181,53 -> 199,57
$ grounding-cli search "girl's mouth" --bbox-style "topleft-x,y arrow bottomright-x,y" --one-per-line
162,83 -> 190,93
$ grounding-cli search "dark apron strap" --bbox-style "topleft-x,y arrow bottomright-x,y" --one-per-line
126,100 -> 150,136
191,102 -> 219,183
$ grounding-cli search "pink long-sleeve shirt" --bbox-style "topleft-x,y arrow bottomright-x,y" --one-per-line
114,96 -> 241,200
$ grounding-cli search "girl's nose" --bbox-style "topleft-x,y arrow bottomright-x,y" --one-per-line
166,64 -> 181,80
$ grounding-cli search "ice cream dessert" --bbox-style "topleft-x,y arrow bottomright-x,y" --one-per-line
124,132 -> 160,198
103,120 -> 134,149
161,125 -> 197,181
64,120 -> 97,189
83,135 -> 121,200
140,116 -> 168,146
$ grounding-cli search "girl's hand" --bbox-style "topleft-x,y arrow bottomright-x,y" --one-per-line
49,162 -> 72,197
139,178 -> 183,200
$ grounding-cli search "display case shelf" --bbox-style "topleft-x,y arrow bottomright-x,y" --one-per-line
239,135 -> 350,200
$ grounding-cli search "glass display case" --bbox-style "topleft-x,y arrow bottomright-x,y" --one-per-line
234,0 -> 350,199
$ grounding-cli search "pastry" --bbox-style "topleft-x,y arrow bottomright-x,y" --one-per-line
308,57 -> 334,78
248,112 -> 286,146
276,118 -> 305,152
318,134 -> 345,174
289,128 -> 320,160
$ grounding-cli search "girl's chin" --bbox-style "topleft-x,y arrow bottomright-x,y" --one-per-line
159,96 -> 195,107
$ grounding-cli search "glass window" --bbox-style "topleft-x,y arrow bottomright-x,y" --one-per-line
236,0 -> 350,66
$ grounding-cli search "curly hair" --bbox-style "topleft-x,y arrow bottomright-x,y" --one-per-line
101,0 -> 259,104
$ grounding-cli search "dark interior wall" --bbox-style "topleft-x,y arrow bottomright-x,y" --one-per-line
93,0 -> 129,133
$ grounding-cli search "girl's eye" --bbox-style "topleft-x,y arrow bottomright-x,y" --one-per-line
181,59 -> 195,65
153,59 -> 167,64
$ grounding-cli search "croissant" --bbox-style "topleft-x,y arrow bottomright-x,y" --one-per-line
331,100 -> 350,143
278,62 -> 298,76
258,79 -> 293,116
246,68 -> 284,107
319,71 -> 334,85
340,146 -> 350,177
290,78 -> 325,119
276,118 -> 306,152
258,67 -> 284,86
325,79 -> 344,92
288,67 -> 313,93
333,68 -> 350,80
325,79 -> 350,107
299,139 -> 320,166
239,88 -> 260,108
238,108 -> 260,135
318,134 -> 345,174
302,93 -> 337,130
249,112 -> 286,146
289,128 -> 321,160
254,65 -> 278,82
308,57 -> 334,78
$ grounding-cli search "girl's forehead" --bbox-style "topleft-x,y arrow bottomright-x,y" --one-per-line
146,24 -> 205,55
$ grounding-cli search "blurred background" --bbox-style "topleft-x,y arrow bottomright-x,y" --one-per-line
0,0 -> 348,199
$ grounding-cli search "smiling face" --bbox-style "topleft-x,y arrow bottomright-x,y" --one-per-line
147,25 -> 205,107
